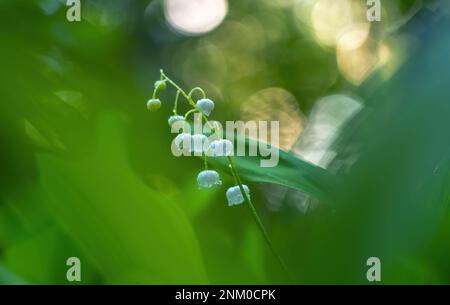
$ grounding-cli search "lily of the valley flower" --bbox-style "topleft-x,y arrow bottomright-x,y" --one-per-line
147,98 -> 161,112
209,139 -> 233,156
168,115 -> 185,127
226,185 -> 250,206
196,98 -> 215,116
191,134 -> 209,154
154,80 -> 167,91
197,170 -> 222,189
174,133 -> 192,150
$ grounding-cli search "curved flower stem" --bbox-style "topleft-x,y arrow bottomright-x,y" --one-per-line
173,90 -> 181,115
160,70 -> 290,277
184,109 -> 198,120
152,86 -> 158,99
189,87 -> 206,99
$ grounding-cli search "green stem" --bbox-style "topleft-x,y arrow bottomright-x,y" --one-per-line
161,70 -> 196,107
204,152 -> 209,170
184,109 -> 198,120
173,90 -> 180,115
227,156 -> 290,277
160,70 -> 289,277
189,87 -> 206,99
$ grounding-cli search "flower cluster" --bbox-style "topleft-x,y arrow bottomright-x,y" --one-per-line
146,71 -> 288,275
147,71 -> 250,207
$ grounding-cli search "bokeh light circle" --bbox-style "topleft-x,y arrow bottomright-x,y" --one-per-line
164,0 -> 228,35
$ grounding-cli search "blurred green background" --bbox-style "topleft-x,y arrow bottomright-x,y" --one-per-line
0,0 -> 449,284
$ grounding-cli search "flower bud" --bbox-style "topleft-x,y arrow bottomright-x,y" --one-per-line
191,134 -> 208,154
226,185 -> 250,206
174,133 -> 192,150
209,139 -> 233,156
197,170 -> 222,189
168,115 -> 185,127
147,98 -> 161,112
196,98 -> 215,116
154,80 -> 167,91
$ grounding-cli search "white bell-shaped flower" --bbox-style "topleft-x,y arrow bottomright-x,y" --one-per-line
147,98 -> 161,112
209,139 -> 233,156
191,134 -> 208,154
168,115 -> 185,127
174,133 -> 192,150
196,98 -> 215,116
226,185 -> 250,206
197,170 -> 222,189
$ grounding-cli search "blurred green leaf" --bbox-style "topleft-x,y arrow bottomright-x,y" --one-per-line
0,265 -> 26,285
37,113 -> 208,284
207,138 -> 336,201
3,227 -> 98,284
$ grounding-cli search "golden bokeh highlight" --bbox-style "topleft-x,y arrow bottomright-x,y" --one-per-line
310,0 -> 369,48
240,88 -> 305,151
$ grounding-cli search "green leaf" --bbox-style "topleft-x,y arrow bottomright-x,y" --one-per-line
37,112 -> 208,284
0,265 -> 26,285
206,138 -> 336,201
